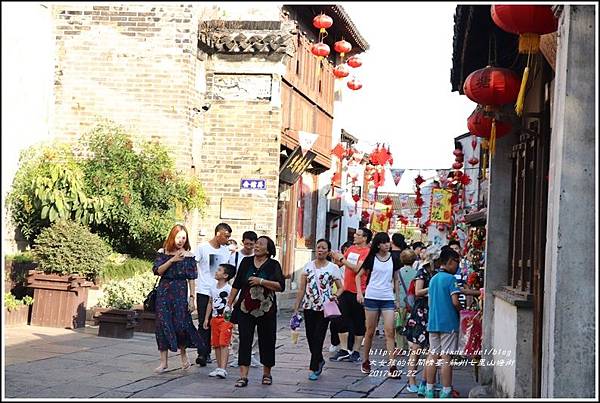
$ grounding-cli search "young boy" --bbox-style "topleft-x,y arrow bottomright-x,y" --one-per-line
204,263 -> 237,379
424,248 -> 461,399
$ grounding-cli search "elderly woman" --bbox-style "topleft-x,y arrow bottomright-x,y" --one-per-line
226,235 -> 285,388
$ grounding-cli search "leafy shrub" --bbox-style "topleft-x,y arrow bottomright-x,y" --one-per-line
8,251 -> 35,264
6,143 -> 107,246
32,220 -> 112,280
4,293 -> 34,312
82,120 -> 207,258
97,271 -> 157,310
99,256 -> 153,282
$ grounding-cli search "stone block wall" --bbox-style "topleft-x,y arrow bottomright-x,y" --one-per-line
52,3 -> 202,173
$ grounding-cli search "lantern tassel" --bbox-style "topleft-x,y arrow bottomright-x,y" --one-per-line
515,65 -> 529,117
489,118 -> 497,156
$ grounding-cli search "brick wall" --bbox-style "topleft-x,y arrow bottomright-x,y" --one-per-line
52,3 -> 201,173
198,68 -> 282,243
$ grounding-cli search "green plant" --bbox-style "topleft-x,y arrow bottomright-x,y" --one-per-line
4,293 -> 34,312
5,251 -> 35,264
97,271 -> 156,310
32,220 -> 112,280
99,256 -> 153,282
82,120 -> 207,258
6,143 -> 107,246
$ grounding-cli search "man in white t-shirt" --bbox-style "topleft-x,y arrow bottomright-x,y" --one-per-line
195,222 -> 232,366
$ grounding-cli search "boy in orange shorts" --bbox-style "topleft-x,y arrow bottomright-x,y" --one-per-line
204,263 -> 236,379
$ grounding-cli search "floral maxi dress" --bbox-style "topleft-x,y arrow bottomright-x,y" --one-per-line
153,253 -> 203,352
402,267 -> 435,349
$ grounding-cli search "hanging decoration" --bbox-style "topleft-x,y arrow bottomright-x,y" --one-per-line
347,77 -> 362,91
347,55 -> 362,68
333,64 -> 350,78
467,105 -> 512,155
331,143 -> 346,160
334,39 -> 352,62
311,12 -> 333,76
491,5 -> 558,116
414,174 -> 425,227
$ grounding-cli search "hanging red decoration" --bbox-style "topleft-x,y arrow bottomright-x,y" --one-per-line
491,5 -> 557,116
452,162 -> 463,170
347,78 -> 362,91
453,149 -> 463,157
361,210 -> 370,223
385,145 -> 394,166
437,224 -> 446,232
331,143 -> 345,159
385,210 -> 394,219
415,197 -> 424,207
460,174 -> 472,186
331,172 -> 341,185
455,154 -> 464,163
333,64 -> 350,78
334,39 -> 352,58
463,66 -> 521,106
313,13 -> 333,30
468,157 -> 479,166
414,209 -> 423,219
347,55 -> 362,68
471,137 -> 478,150
311,43 -> 330,58
450,193 -> 459,205
467,106 -> 512,139
382,196 -> 394,206
415,175 -> 425,186
369,144 -> 382,166
352,193 -> 361,214
491,5 -> 557,52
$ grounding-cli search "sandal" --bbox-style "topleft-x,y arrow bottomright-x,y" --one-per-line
234,377 -> 248,388
261,374 -> 272,385
181,360 -> 191,370
154,365 -> 168,374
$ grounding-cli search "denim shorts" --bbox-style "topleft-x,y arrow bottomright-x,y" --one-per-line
364,298 -> 395,312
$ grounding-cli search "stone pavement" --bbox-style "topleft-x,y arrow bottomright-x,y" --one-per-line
3,309 -> 479,399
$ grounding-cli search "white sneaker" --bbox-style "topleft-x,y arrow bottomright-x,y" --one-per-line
250,355 -> 261,368
216,368 -> 227,379
208,368 -> 221,377
329,344 -> 340,353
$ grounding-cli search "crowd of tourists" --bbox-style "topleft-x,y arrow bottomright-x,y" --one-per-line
151,222 -> 481,398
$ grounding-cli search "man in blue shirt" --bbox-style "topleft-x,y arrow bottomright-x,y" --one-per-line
424,248 -> 461,399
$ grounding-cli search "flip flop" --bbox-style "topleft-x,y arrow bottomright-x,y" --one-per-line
261,374 -> 272,385
234,377 -> 248,387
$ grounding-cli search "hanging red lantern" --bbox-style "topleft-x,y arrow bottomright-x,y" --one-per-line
415,197 -> 424,207
313,13 -> 333,30
460,174 -> 472,186
455,154 -> 464,163
334,39 -> 352,56
468,157 -> 479,166
331,143 -> 345,159
386,210 -> 394,219
333,64 -> 350,78
452,162 -> 463,170
311,43 -> 330,58
491,5 -> 557,53
347,55 -> 362,68
347,78 -> 362,90
453,149 -> 463,157
382,196 -> 394,206
467,106 -> 512,139
414,209 -> 423,219
352,193 -> 361,203
463,66 -> 521,106
415,175 -> 425,186
491,5 -> 558,117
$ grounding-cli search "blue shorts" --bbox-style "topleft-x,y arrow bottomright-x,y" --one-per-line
364,298 -> 395,312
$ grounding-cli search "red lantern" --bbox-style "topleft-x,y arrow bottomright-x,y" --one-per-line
460,175 -> 472,186
331,143 -> 345,159
347,56 -> 362,68
415,175 -> 425,186
467,107 -> 512,139
333,64 -> 350,78
455,154 -> 464,163
382,196 -> 394,206
491,5 -> 557,53
361,211 -> 370,222
453,149 -> 463,157
311,43 -> 330,58
313,13 -> 333,30
352,194 -> 361,203
452,162 -> 463,170
468,157 -> 479,166
334,40 -> 352,56
463,66 -> 521,106
414,210 -> 423,219
347,78 -> 362,91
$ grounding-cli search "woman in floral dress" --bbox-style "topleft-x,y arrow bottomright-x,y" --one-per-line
153,224 -> 203,373
226,236 -> 285,388
292,239 -> 344,381
402,245 -> 440,394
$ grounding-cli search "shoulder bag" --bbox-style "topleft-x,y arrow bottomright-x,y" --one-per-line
314,265 -> 341,318
143,276 -> 160,312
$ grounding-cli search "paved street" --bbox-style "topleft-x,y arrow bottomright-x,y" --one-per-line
4,309 -> 478,399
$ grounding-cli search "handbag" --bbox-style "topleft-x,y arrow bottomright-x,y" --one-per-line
143,276 -> 160,312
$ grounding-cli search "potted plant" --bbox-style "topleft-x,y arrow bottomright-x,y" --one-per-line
28,220 -> 111,329
93,271 -> 155,338
4,293 -> 34,326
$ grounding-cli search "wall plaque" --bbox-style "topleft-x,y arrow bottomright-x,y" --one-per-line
220,197 -> 252,220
